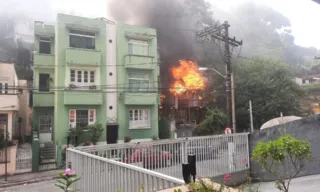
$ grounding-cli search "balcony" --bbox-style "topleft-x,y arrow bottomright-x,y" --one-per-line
66,48 -> 101,66
0,95 -> 19,111
35,23 -> 55,37
124,92 -> 158,105
124,55 -> 156,70
64,91 -> 103,105
34,54 -> 55,68
33,92 -> 54,107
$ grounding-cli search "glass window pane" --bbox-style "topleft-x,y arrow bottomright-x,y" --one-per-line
39,41 -> 51,54
76,110 -> 89,128
128,43 -> 132,54
84,71 -> 88,83
4,83 -> 8,94
129,110 -> 133,121
90,71 -> 95,83
70,70 -> 75,82
77,71 -> 82,83
134,110 -> 138,120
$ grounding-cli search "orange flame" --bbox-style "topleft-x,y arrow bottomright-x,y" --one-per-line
169,60 -> 207,95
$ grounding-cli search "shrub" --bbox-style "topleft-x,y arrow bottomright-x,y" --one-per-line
55,168 -> 80,192
193,108 -> 226,136
252,135 -> 311,192
88,123 -> 103,145
0,131 -> 14,150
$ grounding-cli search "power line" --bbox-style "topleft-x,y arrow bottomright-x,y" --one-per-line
33,61 -> 159,67
7,74 -> 209,90
196,21 -> 242,133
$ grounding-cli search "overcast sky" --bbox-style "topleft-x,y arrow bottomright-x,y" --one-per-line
37,0 -> 320,49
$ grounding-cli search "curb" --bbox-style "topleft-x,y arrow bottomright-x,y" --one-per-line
0,176 -> 59,188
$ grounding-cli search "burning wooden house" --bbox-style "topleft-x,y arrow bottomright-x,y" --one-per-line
159,60 -> 208,131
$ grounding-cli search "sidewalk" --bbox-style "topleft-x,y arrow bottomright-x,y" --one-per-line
0,170 -> 63,188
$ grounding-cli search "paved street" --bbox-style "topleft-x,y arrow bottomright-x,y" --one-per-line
0,180 -> 57,192
256,174 -> 320,192
1,174 -> 320,192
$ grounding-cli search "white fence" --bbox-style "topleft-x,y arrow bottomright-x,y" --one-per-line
74,133 -> 250,180
67,148 -> 184,192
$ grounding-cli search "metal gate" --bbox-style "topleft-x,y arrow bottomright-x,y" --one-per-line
15,143 -> 32,173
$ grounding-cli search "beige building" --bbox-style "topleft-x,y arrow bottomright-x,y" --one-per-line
0,63 -> 31,141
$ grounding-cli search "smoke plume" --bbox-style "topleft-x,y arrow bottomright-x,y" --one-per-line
107,0 -> 214,87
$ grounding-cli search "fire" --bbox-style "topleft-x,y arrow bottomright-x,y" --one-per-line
169,60 -> 207,95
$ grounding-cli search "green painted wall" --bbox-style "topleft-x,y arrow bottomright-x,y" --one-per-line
32,107 -> 54,132
33,93 -> 54,107
54,14 -> 107,166
34,14 -> 160,167
116,24 -> 159,141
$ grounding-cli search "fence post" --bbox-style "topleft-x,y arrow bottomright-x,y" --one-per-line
181,139 -> 188,164
228,136 -> 235,172
32,138 -> 40,172
188,154 -> 196,182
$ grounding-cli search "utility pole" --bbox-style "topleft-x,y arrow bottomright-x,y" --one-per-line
197,21 -> 242,133
231,73 -> 236,132
249,100 -> 254,133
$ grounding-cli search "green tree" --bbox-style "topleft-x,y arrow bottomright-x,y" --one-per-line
193,108 -> 226,135
0,131 -> 10,150
252,135 -> 311,192
234,58 -> 304,131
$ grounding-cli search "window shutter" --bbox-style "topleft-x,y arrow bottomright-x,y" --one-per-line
69,110 -> 76,129
88,109 -> 96,125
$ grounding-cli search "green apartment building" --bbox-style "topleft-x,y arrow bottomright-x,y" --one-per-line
33,14 -> 159,166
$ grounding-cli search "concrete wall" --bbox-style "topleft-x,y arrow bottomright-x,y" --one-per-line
249,115 -> 320,181
0,144 -> 17,176
18,80 -> 32,138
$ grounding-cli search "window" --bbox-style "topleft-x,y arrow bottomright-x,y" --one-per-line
4,83 -> 8,94
0,83 -> 7,94
69,29 -> 95,49
128,39 -> 149,56
128,72 -> 150,92
70,69 -> 95,89
129,109 -> 150,129
39,37 -> 51,54
69,109 -> 96,129
39,73 -> 50,92
39,116 -> 52,133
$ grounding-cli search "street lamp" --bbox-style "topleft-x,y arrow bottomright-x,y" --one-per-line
199,67 -> 236,133
198,67 -> 226,79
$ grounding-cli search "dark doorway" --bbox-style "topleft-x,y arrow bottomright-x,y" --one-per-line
107,124 -> 118,144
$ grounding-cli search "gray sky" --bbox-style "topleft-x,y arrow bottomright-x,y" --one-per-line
49,0 -> 320,49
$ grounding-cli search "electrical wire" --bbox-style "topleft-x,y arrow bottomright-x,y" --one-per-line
33,61 -> 159,67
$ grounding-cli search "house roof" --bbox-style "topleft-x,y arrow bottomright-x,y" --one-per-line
297,73 -> 320,79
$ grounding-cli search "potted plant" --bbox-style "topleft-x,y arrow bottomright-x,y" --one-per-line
89,85 -> 97,90
124,136 -> 132,143
69,84 -> 77,89
83,140 -> 91,146
88,124 -> 103,145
